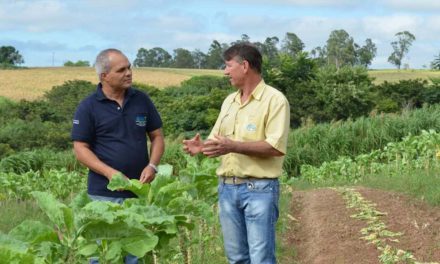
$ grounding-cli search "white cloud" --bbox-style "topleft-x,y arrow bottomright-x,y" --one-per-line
384,0 -> 440,12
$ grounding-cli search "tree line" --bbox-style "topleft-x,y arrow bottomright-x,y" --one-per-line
133,30 -> 430,70
1,29 -> 440,69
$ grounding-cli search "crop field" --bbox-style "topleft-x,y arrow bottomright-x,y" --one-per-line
369,69 -> 440,84
1,67 -> 440,101
0,67 -> 223,101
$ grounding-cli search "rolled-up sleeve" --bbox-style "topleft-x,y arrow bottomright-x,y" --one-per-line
265,96 -> 290,154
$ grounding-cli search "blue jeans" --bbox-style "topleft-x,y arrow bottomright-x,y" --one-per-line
218,178 -> 279,264
88,195 -> 138,264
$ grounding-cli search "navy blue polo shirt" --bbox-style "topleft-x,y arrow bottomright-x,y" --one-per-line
71,84 -> 162,198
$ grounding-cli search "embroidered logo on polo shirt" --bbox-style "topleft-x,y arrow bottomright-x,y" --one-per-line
135,115 -> 147,127
73,119 -> 80,125
246,123 -> 257,132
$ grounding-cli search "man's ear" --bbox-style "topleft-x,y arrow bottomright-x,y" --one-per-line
242,60 -> 250,73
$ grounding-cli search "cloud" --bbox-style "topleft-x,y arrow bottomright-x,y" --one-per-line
384,0 -> 440,12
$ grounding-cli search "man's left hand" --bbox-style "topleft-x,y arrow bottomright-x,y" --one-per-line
202,135 -> 235,158
140,166 -> 156,184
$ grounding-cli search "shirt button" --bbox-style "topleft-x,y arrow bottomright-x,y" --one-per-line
117,107 -> 121,110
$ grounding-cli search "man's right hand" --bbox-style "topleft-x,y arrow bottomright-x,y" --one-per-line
182,133 -> 203,156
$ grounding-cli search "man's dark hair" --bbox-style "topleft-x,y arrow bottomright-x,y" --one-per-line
223,43 -> 262,74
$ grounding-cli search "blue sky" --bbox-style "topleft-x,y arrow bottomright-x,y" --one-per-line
1,0 -> 439,68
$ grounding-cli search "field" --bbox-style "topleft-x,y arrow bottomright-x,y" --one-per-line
369,69 -> 440,84
1,67 -> 440,101
0,67 -> 223,101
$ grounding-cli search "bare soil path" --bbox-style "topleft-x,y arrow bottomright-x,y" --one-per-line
283,187 -> 440,264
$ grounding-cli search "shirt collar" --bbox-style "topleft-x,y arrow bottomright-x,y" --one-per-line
95,83 -> 136,101
232,79 -> 266,103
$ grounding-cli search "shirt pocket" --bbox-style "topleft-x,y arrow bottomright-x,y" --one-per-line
134,113 -> 147,140
241,115 -> 260,141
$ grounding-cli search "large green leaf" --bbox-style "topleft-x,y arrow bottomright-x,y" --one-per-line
107,173 -> 150,198
31,191 -> 74,234
78,243 -> 98,257
0,233 -> 35,263
81,222 -> 147,241
157,164 -> 173,177
9,220 -> 59,244
121,234 -> 158,257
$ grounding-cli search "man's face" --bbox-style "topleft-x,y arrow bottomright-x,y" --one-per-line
101,52 -> 132,90
224,57 -> 245,88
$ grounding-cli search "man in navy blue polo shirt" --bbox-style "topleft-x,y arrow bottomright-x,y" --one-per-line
72,49 -> 164,263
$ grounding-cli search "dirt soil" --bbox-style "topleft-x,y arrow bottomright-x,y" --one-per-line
283,187 -> 440,264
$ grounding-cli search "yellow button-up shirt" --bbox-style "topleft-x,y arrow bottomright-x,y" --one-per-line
209,80 -> 290,178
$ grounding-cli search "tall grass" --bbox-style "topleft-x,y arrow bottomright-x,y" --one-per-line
284,105 -> 440,176
359,166 -> 440,206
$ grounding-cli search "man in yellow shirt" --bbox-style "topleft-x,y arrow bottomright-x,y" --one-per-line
183,43 -> 290,264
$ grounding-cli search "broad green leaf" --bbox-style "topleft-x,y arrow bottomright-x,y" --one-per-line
78,243 -> 98,256
157,164 -> 173,177
69,190 -> 91,211
0,233 -> 35,263
81,222 -> 147,241
121,234 -> 158,257
31,191 -> 74,234
78,201 -> 120,224
106,241 -> 123,261
9,220 -> 59,244
107,173 -> 150,198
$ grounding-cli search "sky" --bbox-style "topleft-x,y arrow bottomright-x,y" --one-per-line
1,0 -> 439,69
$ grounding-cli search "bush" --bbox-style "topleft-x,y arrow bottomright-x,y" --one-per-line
372,79 -> 428,112
44,80 -> 96,122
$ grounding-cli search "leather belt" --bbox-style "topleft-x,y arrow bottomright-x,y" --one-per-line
220,176 -> 262,184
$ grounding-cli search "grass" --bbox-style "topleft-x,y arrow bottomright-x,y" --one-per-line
0,67 -> 223,101
0,199 -> 50,233
359,166 -> 440,206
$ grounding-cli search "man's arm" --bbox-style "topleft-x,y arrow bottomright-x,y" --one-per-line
73,141 -> 121,180
202,135 -> 283,158
140,128 -> 165,183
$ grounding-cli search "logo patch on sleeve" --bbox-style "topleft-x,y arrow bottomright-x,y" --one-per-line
73,119 -> 80,125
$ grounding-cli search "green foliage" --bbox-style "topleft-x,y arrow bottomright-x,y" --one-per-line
301,130 -> 440,183
372,79 -> 428,112
63,60 -> 90,67
44,80 -> 96,122
388,31 -> 416,69
431,52 -> 440,70
284,105 -> 440,177
0,169 -> 86,200
0,45 -> 24,65
0,148 -> 81,174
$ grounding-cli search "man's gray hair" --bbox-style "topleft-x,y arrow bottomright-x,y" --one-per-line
95,48 -> 124,79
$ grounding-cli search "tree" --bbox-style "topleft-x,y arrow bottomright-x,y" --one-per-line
63,60 -> 90,67
310,46 -> 327,67
172,48 -> 195,68
205,40 -> 226,69
134,47 -> 172,67
388,31 -> 416,69
0,46 -> 24,66
326,29 -> 356,70
192,49 -> 207,69
281,32 -> 304,58
356,38 -> 377,68
430,52 -> 440,70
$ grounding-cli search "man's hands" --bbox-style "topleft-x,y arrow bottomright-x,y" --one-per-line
140,165 -> 156,184
202,135 -> 235,157
182,133 -> 204,156
183,134 -> 235,158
